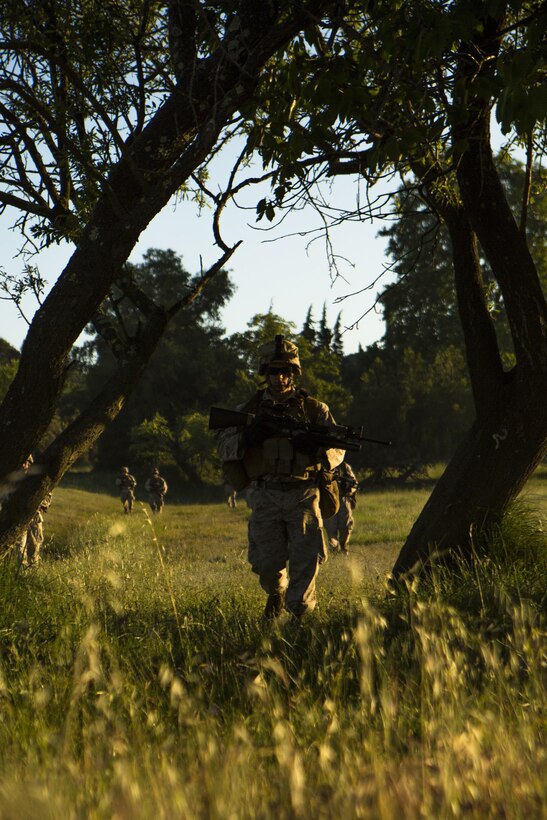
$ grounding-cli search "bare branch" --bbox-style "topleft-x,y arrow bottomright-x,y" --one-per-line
90,306 -> 132,361
167,241 -> 242,317
0,102 -> 61,208
0,188 -> 50,218
116,267 -> 162,318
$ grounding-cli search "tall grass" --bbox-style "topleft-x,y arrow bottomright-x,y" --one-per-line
0,481 -> 544,817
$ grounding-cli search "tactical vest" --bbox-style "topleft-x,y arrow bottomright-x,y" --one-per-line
149,476 -> 167,494
242,389 -> 324,481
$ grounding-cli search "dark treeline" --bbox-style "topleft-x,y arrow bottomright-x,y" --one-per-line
1,158 -> 544,491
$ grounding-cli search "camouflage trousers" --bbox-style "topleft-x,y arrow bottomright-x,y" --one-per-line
17,515 -> 44,567
120,488 -> 135,513
223,483 -> 237,508
248,481 -> 327,618
148,492 -> 164,513
324,497 -> 354,552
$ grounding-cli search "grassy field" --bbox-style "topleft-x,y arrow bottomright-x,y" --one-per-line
0,471 -> 545,817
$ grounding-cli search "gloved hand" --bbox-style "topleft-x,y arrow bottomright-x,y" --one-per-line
291,430 -> 320,457
242,417 -> 279,445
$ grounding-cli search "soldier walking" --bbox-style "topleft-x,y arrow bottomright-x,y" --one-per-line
116,466 -> 137,514
20,493 -> 52,566
145,467 -> 168,513
221,472 -> 238,508
16,454 -> 52,567
217,335 -> 344,620
324,461 -> 358,555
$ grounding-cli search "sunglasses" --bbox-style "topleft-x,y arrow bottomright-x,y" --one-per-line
268,366 -> 290,376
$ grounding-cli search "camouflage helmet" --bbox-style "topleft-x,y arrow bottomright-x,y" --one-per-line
257,334 -> 301,376
121,466 -> 129,473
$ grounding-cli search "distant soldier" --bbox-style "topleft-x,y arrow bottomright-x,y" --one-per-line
221,472 -> 238,508
116,466 -> 137,514
16,454 -> 52,567
21,495 -> 52,566
324,461 -> 358,555
145,467 -> 168,514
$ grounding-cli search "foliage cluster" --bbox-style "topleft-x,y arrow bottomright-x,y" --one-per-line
0,484 -> 544,816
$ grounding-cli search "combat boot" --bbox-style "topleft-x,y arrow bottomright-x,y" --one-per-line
264,590 -> 286,620
339,536 -> 350,556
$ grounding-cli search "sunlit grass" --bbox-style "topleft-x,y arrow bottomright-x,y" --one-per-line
0,471 -> 544,816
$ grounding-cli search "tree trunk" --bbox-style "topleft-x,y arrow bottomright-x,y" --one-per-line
392,372 -> 547,575
392,10 -> 547,576
176,458 -> 204,488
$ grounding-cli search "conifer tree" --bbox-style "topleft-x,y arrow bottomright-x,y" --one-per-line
317,303 -> 333,350
301,306 -> 316,345
332,312 -> 344,357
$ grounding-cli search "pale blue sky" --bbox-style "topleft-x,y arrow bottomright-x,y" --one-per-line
0,166 -> 395,355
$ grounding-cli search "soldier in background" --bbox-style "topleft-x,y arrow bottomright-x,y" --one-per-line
221,471 -> 238,508
324,461 -> 358,555
16,454 -> 52,567
217,335 -> 345,620
145,467 -> 168,514
116,466 -> 137,514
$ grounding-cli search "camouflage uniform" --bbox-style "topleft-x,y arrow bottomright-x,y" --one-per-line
221,471 -> 238,507
116,467 -> 137,513
218,336 -> 344,619
19,492 -> 52,566
3,454 -> 53,567
223,481 -> 238,508
145,469 -> 168,513
324,461 -> 358,555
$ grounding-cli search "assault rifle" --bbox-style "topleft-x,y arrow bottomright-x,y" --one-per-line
208,406 -> 391,452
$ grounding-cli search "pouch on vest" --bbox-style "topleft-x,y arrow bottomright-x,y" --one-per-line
242,444 -> 265,480
318,469 -> 340,519
262,437 -> 294,476
221,460 -> 250,492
